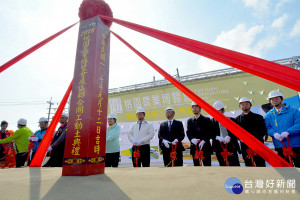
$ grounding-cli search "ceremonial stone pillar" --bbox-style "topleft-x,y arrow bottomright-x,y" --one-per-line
62,16 -> 110,176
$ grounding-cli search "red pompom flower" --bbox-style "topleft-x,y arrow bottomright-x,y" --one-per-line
78,0 -> 113,28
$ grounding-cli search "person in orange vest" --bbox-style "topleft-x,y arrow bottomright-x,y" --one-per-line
0,121 -> 16,168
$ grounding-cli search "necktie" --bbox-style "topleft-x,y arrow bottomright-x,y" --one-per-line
139,122 -> 142,130
168,121 -> 172,131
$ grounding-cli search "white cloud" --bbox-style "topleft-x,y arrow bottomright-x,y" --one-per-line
271,14 -> 288,28
242,0 -> 270,14
290,20 -> 300,38
198,24 -> 279,72
275,0 -> 294,14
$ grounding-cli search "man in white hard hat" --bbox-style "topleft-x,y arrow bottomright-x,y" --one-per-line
265,91 -> 300,167
45,112 -> 68,167
128,107 -> 155,167
235,97 -> 267,167
106,113 -> 121,167
0,118 -> 32,167
186,102 -> 212,166
158,107 -> 185,167
211,101 -> 240,166
28,117 -> 49,164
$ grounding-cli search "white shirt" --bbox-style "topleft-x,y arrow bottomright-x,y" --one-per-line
128,120 -> 155,145
275,107 -> 283,113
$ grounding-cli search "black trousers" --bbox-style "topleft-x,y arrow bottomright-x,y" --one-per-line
15,152 -> 28,168
105,152 -> 120,167
132,144 -> 150,167
192,151 -> 211,166
162,149 -> 183,167
27,151 -> 38,166
276,147 -> 300,168
216,151 -> 240,166
241,143 -> 266,167
44,146 -> 65,167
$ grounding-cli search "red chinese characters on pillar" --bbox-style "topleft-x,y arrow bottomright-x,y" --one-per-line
62,16 -> 110,176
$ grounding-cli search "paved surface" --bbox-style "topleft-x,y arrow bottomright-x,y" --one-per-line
0,167 -> 299,200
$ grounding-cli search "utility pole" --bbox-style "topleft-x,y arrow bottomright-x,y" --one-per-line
176,68 -> 180,81
47,97 -> 54,122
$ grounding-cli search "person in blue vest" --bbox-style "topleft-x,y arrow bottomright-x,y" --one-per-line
28,117 -> 48,164
265,90 -> 300,167
105,113 -> 121,167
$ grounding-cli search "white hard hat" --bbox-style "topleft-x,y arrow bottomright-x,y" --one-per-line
165,107 -> 174,111
213,101 -> 225,110
17,118 -> 27,126
268,90 -> 283,100
239,97 -> 251,104
61,113 -> 69,118
38,117 -> 48,123
108,113 -> 117,119
191,101 -> 198,106
136,107 -> 145,113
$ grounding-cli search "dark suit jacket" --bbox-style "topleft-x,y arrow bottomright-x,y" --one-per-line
210,117 -> 241,153
186,115 -> 212,155
158,119 -> 185,151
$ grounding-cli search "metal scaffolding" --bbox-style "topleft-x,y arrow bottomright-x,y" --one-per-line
108,55 -> 300,94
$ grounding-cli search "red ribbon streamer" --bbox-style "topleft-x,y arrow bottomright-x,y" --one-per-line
193,144 -> 204,166
281,137 -> 297,166
111,31 -> 292,167
170,143 -> 178,167
100,15 -> 300,92
133,146 -> 140,167
246,148 -> 257,167
220,142 -> 233,166
24,141 -> 35,167
30,81 -> 73,167
0,22 -> 78,73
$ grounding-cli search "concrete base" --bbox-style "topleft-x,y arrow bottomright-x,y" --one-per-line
0,167 -> 299,200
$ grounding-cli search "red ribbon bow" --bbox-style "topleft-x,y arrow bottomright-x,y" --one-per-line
133,146 -> 140,167
281,137 -> 297,166
170,143 -> 178,167
246,148 -> 257,167
220,142 -> 233,166
193,142 -> 205,166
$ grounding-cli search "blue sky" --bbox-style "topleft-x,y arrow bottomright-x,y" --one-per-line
0,0 -> 300,130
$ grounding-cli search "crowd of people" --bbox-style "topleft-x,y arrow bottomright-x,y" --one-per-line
0,90 -> 299,168
107,90 -> 300,168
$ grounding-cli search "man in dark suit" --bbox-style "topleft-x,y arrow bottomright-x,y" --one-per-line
211,101 -> 240,166
235,97 -> 267,167
158,107 -> 185,167
186,102 -> 212,166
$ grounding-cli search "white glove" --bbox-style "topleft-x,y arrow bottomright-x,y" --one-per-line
224,136 -> 231,144
136,139 -> 142,146
172,139 -> 178,145
199,140 -> 205,150
274,133 -> 283,141
216,136 -> 225,143
281,132 -> 289,138
163,139 -> 171,148
28,137 -> 38,142
47,146 -> 52,152
132,139 -> 138,146
191,138 -> 199,145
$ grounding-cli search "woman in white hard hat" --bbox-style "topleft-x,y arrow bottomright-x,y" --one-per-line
28,117 -> 48,165
105,113 -> 121,167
